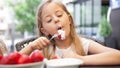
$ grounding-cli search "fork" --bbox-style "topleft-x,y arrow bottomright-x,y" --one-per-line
49,34 -> 59,41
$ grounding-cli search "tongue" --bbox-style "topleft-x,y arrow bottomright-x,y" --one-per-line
58,34 -> 61,39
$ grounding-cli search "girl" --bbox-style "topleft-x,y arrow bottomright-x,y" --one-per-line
19,1 -> 120,65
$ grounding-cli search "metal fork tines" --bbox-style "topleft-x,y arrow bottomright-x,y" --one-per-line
50,34 -> 58,41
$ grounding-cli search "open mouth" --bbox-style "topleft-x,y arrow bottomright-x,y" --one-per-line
57,29 -> 65,40
49,25 -> 65,40
48,26 -> 62,39
58,27 -> 62,30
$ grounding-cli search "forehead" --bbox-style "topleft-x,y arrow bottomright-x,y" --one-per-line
41,2 -> 64,16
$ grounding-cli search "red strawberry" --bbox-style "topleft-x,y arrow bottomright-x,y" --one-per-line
8,52 -> 22,64
30,50 -> 44,62
18,55 -> 31,64
0,55 -> 10,64
0,52 -> 21,64
0,55 -> 3,60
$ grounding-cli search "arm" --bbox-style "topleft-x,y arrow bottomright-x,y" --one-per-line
82,40 -> 120,65
82,51 -> 120,65
19,43 -> 34,55
63,40 -> 120,65
19,37 -> 50,55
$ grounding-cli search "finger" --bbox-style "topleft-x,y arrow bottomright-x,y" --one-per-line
35,38 -> 44,49
33,37 -> 50,49
30,41 -> 41,50
36,37 -> 49,49
32,38 -> 44,49
41,37 -> 51,45
40,37 -> 48,47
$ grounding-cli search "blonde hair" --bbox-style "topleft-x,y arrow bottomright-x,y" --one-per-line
0,39 -> 8,55
36,1 -> 85,59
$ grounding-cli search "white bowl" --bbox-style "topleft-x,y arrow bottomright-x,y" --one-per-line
0,62 -> 44,68
45,58 -> 84,68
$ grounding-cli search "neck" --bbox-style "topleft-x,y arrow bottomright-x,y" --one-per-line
55,36 -> 72,49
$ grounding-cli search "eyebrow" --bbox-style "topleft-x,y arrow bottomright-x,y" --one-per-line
55,10 -> 62,13
42,14 -> 50,21
43,9 -> 63,18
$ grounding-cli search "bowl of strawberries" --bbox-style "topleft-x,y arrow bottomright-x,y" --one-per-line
0,50 -> 45,68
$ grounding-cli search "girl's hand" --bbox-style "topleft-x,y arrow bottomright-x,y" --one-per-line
30,37 -> 51,50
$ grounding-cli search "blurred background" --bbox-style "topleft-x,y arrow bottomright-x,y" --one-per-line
0,0 -> 116,53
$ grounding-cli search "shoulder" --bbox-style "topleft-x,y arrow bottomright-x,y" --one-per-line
79,35 -> 93,45
78,36 -> 92,55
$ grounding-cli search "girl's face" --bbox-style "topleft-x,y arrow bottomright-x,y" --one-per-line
41,3 -> 71,40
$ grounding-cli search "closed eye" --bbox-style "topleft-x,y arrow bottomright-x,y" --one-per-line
47,19 -> 52,23
57,14 -> 62,17
46,17 -> 52,23
56,11 -> 63,17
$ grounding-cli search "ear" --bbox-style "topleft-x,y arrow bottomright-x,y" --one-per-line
40,28 -> 49,36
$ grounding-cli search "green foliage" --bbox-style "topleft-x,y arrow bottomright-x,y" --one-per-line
101,6 -> 108,16
14,0 -> 41,33
99,16 -> 112,37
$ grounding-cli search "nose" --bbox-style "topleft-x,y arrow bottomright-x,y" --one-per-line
53,16 -> 59,23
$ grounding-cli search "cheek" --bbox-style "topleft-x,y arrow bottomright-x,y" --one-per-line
62,14 -> 71,25
63,16 -> 71,28
63,22 -> 71,37
42,23 -> 56,34
61,16 -> 71,36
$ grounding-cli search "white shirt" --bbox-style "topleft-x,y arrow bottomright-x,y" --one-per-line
55,37 -> 90,58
